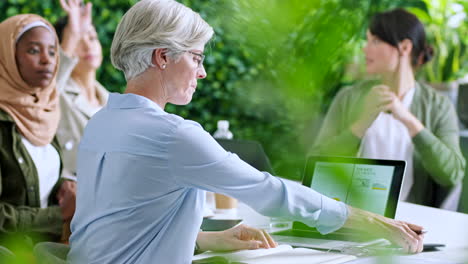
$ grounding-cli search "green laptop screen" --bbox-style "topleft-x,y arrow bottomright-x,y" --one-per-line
311,162 -> 395,216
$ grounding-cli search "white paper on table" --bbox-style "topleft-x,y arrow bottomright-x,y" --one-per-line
192,244 -> 357,264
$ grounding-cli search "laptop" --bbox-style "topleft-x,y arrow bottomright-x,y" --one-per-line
272,156 -> 406,250
216,139 -> 275,174
202,139 -> 275,218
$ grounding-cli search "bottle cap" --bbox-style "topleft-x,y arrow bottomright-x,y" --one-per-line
217,120 -> 229,130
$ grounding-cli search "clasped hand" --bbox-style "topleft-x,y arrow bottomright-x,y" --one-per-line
352,85 -> 417,137
56,180 -> 77,221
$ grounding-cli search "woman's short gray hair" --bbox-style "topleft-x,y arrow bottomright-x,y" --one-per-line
111,0 -> 214,80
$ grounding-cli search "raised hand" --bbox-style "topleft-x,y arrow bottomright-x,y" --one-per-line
59,0 -> 92,33
59,0 -> 93,55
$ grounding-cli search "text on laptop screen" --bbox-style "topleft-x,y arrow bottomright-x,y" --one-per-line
311,162 -> 395,215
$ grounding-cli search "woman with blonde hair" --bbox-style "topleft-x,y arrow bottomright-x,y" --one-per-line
54,0 -> 109,180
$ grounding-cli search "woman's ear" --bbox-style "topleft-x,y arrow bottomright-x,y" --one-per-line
398,39 -> 413,57
152,48 -> 168,70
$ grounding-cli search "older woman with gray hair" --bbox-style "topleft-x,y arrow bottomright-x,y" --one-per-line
67,0 -> 425,263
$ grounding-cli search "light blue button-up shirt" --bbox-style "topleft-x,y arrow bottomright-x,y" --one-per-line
67,93 -> 348,264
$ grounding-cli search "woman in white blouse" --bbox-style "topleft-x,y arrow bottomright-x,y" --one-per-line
54,0 -> 109,179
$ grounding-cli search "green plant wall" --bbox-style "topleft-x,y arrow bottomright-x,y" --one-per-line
0,0 -> 308,178
1,0 -> 438,180
413,0 -> 468,82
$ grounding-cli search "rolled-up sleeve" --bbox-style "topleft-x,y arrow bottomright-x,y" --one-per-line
168,120 -> 348,234
56,49 -> 78,92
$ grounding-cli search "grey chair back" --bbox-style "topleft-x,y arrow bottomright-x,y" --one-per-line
34,242 -> 69,264
458,136 -> 468,214
457,83 -> 468,128
0,246 -> 15,263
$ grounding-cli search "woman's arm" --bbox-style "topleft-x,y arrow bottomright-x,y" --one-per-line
169,120 -> 424,253
56,0 -> 91,90
0,167 -> 74,237
56,50 -> 78,93
384,92 -> 465,187
411,98 -> 466,187
169,120 -> 348,235
0,203 -> 63,236
0,166 -> 63,236
309,87 -> 361,156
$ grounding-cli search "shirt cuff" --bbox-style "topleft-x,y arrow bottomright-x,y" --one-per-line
315,196 -> 348,234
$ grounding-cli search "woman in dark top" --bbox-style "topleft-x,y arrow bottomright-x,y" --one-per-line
0,14 -> 75,251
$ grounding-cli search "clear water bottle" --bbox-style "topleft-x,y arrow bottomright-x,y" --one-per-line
213,120 -> 233,139
212,120 -> 237,214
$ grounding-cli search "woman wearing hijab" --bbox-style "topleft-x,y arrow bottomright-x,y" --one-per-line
0,14 -> 76,249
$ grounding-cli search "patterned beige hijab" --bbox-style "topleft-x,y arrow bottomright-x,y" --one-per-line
0,14 -> 60,146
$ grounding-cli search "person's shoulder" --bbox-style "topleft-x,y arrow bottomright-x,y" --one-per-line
157,112 -> 186,129
58,78 -> 81,100
178,119 -> 202,129
416,81 -> 453,108
0,109 -> 13,123
342,79 -> 375,92
172,118 -> 203,135
0,109 -> 15,135
170,118 -> 210,143
95,81 -> 110,103
169,119 -> 221,156
137,112 -> 198,140
0,110 -> 16,147
334,80 -> 375,102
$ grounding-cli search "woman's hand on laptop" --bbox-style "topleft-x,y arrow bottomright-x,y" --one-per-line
344,206 -> 424,253
196,224 -> 277,253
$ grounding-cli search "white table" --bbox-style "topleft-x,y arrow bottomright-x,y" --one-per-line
395,202 -> 468,247
213,201 -> 468,263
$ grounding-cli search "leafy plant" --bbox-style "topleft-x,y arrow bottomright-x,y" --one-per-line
411,0 -> 468,82
1,0 -> 458,180
0,0 -> 308,178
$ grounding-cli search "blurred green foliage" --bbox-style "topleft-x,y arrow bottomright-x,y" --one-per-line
1,0 -> 316,179
1,0 -> 462,180
0,233 -> 46,263
0,2 -> 464,262
413,0 -> 468,82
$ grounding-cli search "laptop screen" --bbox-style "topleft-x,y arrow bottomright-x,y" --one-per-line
303,156 -> 406,218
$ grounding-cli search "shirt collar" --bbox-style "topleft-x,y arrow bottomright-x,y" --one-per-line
63,79 -> 82,94
106,93 -> 165,113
